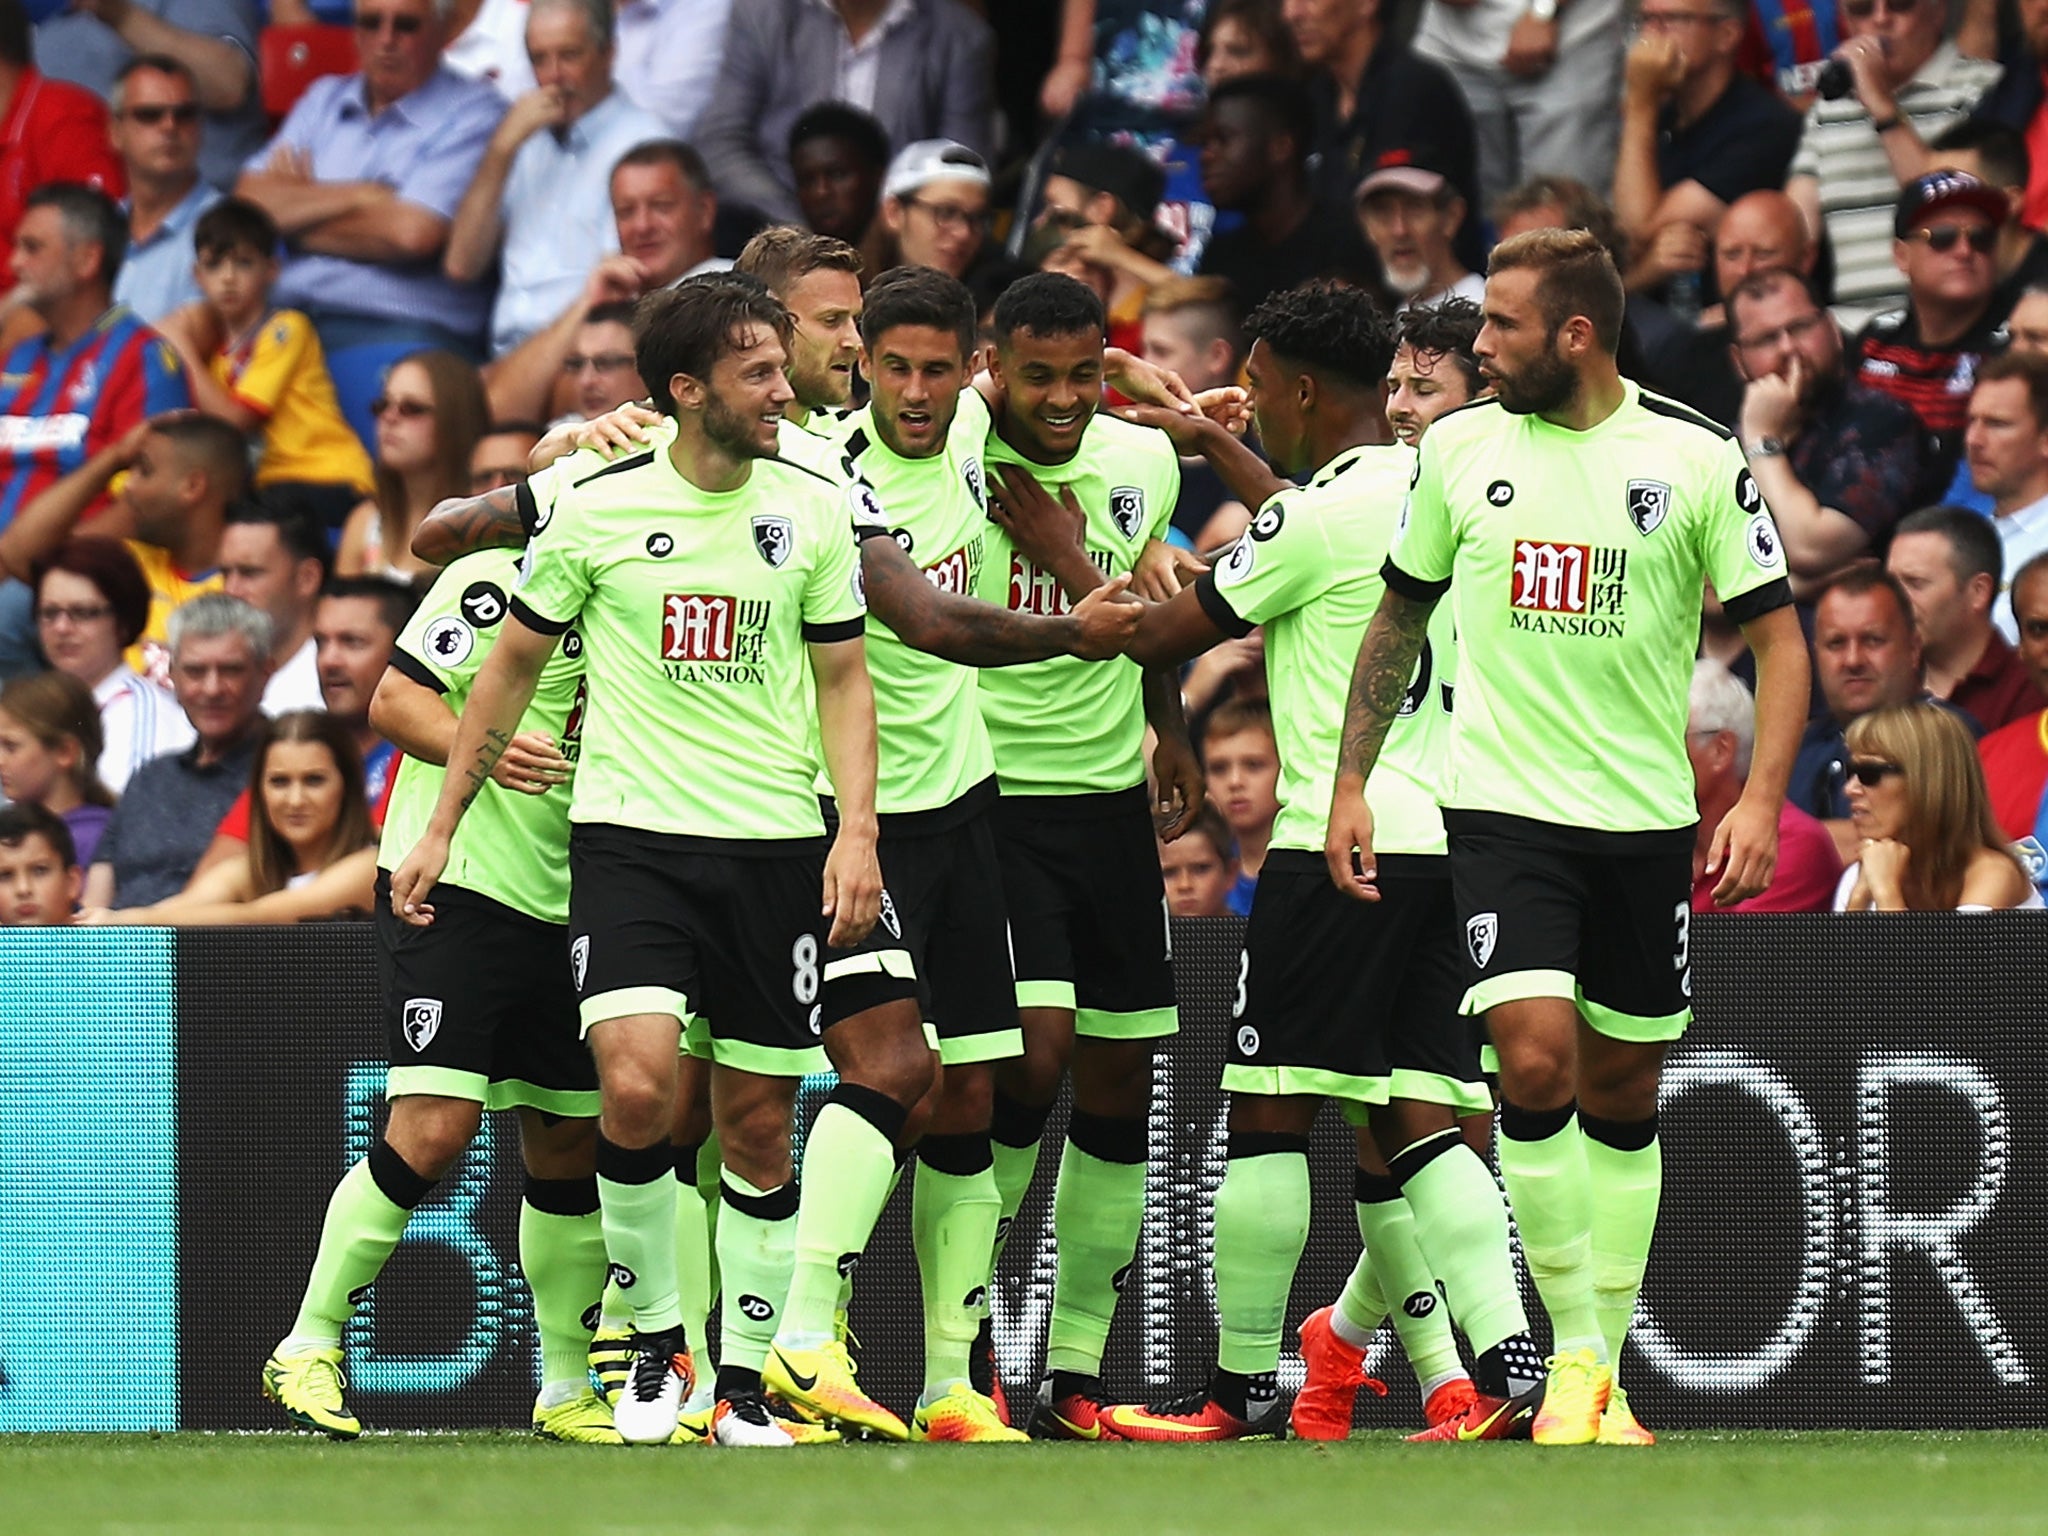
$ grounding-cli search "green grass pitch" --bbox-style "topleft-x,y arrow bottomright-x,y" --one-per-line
6,1432 -> 2048,1535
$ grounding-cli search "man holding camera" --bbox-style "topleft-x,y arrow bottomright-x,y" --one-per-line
1786,0 -> 2000,329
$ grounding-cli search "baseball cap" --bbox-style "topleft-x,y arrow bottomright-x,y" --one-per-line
1893,170 -> 2006,237
883,140 -> 992,202
1354,145 -> 1457,203
1049,141 -> 1167,225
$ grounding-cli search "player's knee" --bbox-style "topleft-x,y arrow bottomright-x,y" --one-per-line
931,1061 -> 994,1136
384,1095 -> 483,1178
1491,1037 -> 1575,1111
1072,1039 -> 1152,1119
996,1042 -> 1064,1109
716,1093 -> 794,1188
517,1110 -> 597,1179
599,1067 -> 675,1145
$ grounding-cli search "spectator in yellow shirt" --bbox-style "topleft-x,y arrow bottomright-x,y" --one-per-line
154,199 -> 375,533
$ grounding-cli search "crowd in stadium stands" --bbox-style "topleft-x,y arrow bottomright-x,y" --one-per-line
6,0 -> 2048,924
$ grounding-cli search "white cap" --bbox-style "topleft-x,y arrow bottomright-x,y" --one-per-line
884,139 -> 991,202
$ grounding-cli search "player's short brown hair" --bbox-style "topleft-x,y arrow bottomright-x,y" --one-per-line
735,226 -> 864,301
1486,227 -> 1625,355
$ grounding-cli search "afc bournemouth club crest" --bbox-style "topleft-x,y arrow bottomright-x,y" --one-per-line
1626,479 -> 1671,536
402,996 -> 443,1052
751,515 -> 794,568
1465,912 -> 1499,969
1109,485 -> 1145,540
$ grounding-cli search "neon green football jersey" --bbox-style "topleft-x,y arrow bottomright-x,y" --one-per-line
1201,441 -> 1454,856
975,410 -> 1179,796
1386,384 -> 1791,834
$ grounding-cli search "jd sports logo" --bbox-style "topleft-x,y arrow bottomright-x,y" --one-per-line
1249,503 -> 1285,541
645,532 -> 674,557
1235,1024 -> 1261,1057
607,1262 -> 637,1290
962,1285 -> 988,1311
581,1303 -> 603,1332
348,1284 -> 373,1306
836,1252 -> 861,1279
459,581 -> 507,626
1466,912 -> 1499,969
1403,1290 -> 1438,1319
1626,479 -> 1671,537
738,1293 -> 775,1322
1111,1263 -> 1133,1294
994,1216 -> 1014,1243
1487,480 -> 1514,506
401,996 -> 442,1052
752,515 -> 794,568
1109,485 -> 1145,540
562,629 -> 584,660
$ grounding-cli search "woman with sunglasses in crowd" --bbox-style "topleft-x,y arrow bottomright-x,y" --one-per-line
335,350 -> 490,584
1835,700 -> 2041,911
81,711 -> 378,926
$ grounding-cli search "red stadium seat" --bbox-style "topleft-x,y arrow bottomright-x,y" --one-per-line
259,26 -> 358,126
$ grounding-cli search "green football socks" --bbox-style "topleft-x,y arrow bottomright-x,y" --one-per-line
714,1168 -> 796,1372
285,1143 -> 431,1347
1046,1115 -> 1148,1376
519,1178 -> 607,1393
1498,1101 -> 1603,1357
594,1134 -> 682,1335
912,1135 -> 1002,1402
1355,1173 -> 1465,1393
777,1088 -> 905,1348
1392,1131 -> 1530,1358
1211,1135 -> 1312,1377
1583,1113 -> 1663,1388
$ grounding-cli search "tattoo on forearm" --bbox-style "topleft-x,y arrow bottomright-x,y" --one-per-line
428,488 -> 523,561
866,542 -> 1066,666
459,728 -> 513,808
1339,593 -> 1433,780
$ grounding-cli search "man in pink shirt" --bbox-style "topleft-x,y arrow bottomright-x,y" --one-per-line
1689,656 -> 1842,911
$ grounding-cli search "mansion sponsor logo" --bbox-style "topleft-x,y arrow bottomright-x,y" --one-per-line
659,594 -> 770,683
1508,540 -> 1628,637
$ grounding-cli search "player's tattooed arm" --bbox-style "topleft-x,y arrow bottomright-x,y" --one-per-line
388,615 -> 557,924
861,535 -> 1138,665
1327,588 -> 1437,900
410,486 -> 524,566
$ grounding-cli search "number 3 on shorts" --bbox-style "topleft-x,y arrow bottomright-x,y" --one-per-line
792,933 -> 819,1004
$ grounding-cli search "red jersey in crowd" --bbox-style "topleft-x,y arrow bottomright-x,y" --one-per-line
0,68 -> 124,290
1981,708 -> 2048,843
0,306 -> 188,526
1691,801 -> 1842,914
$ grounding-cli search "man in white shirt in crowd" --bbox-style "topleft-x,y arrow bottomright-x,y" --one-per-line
443,0 -> 666,358
217,500 -> 326,714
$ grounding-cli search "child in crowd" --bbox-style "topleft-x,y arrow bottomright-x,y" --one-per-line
0,671 -> 117,867
155,199 -> 376,532
0,803 -> 82,926
1160,804 -> 1241,919
1198,697 -> 1279,916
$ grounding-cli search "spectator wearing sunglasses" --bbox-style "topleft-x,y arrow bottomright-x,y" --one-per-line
1792,565 -> 1982,860
107,54 -> 217,324
1786,0 -> 2000,330
334,349 -> 489,583
1833,699 -> 2040,909
234,0 -> 507,359
33,0 -> 263,193
1730,266 -> 1932,598
1852,171 -> 2009,489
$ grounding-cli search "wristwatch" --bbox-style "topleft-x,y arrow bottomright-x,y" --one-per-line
1745,436 -> 1787,461
1528,0 -> 1558,20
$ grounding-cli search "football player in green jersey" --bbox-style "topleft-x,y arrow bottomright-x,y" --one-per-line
1330,229 -> 1809,1447
1007,282 -> 1545,1443
970,273 -> 1206,1440
263,547 -> 615,1443
391,280 -> 933,1447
